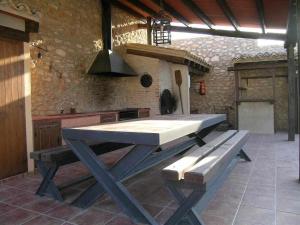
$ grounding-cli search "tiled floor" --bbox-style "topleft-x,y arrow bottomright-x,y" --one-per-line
0,132 -> 299,225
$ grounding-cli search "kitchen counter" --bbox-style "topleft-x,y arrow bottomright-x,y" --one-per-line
32,108 -> 150,151
32,108 -> 150,121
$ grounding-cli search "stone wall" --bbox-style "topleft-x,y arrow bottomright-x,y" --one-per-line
169,36 -> 287,129
23,0 -> 147,115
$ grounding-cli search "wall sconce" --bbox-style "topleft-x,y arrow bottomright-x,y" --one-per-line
30,44 -> 48,59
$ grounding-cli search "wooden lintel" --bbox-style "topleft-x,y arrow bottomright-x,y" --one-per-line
0,25 -> 29,42
25,20 -> 39,33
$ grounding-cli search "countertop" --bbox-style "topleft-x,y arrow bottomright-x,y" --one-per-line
32,108 -> 150,121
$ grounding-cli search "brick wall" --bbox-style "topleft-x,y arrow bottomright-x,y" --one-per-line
168,36 -> 287,129
23,0 -> 147,115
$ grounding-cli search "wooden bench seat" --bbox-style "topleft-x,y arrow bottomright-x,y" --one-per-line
161,130 -> 250,225
30,142 -> 131,201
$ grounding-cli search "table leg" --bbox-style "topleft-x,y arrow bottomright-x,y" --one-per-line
72,144 -> 158,208
65,139 -> 158,225
72,137 -> 197,209
195,124 -> 220,146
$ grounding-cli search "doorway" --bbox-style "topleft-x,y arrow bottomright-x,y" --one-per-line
0,38 -> 27,179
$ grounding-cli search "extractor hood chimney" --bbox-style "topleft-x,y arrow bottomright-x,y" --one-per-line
87,0 -> 136,77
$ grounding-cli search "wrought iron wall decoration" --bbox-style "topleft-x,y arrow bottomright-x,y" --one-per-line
160,89 -> 177,115
140,73 -> 153,88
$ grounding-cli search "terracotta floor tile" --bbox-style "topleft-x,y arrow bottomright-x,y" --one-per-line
0,187 -> 23,201
202,213 -> 232,225
69,208 -> 114,225
22,197 -> 61,213
4,191 -> 39,206
45,204 -> 83,220
0,133 -> 298,225
105,215 -> 136,225
0,208 -> 37,225
277,197 -> 300,215
22,215 -> 64,225
0,202 -> 17,216
277,212 -> 300,225
242,192 -> 275,210
155,207 -> 176,225
234,205 -> 275,225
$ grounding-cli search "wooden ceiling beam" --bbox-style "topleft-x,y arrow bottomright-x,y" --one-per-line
216,0 -> 239,31
138,24 -> 286,40
286,0 -> 297,44
182,0 -> 214,29
110,0 -> 145,19
255,0 -> 266,33
127,0 -> 157,17
151,0 -> 190,27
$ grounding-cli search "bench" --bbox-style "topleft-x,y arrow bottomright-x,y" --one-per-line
30,142 -> 131,201
161,130 -> 251,225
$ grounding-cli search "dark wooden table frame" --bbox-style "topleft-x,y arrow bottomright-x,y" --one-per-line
62,117 -> 224,224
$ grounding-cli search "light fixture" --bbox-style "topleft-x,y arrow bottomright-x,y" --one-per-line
152,1 -> 172,46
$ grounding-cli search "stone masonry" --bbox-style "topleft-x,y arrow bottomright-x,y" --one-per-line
168,36 -> 287,129
22,0 -> 146,115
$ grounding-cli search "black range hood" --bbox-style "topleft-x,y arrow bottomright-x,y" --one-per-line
87,49 -> 136,76
87,0 -> 136,77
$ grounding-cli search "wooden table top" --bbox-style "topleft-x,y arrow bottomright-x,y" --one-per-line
62,114 -> 226,145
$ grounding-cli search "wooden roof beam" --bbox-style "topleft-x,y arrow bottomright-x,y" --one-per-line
286,0 -> 297,44
169,25 -> 285,40
127,0 -> 158,17
217,0 -> 239,31
138,23 -> 286,40
182,0 -> 214,29
111,0 -> 145,19
151,0 -> 190,27
255,0 -> 266,34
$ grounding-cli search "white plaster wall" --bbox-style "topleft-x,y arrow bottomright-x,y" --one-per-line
123,54 -> 190,116
124,54 -> 160,116
159,61 -> 173,92
171,65 -> 190,115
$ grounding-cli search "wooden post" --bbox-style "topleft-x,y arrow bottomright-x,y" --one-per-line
286,43 -> 296,141
296,0 -> 300,181
234,70 -> 240,129
147,17 -> 152,45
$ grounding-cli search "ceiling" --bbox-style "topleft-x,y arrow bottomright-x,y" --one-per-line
115,0 -> 289,31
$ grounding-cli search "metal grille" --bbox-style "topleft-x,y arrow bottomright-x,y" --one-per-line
152,10 -> 172,46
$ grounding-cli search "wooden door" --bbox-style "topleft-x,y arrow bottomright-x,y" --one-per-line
0,38 -> 27,179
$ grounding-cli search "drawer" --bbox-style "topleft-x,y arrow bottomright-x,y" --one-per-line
61,115 -> 100,128
139,111 -> 150,118
100,113 -> 117,123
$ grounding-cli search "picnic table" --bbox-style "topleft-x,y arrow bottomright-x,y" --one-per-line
62,114 -> 226,224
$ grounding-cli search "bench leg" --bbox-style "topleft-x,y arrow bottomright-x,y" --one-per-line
165,181 -> 205,225
164,188 -> 205,225
239,149 -> 251,161
36,161 -> 63,201
66,139 -> 159,225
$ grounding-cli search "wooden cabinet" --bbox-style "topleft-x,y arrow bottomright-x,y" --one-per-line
138,109 -> 150,118
33,109 -> 149,150
33,119 -> 62,151
100,112 -> 118,123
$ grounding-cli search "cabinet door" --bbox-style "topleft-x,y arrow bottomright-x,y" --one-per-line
34,120 -> 62,150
